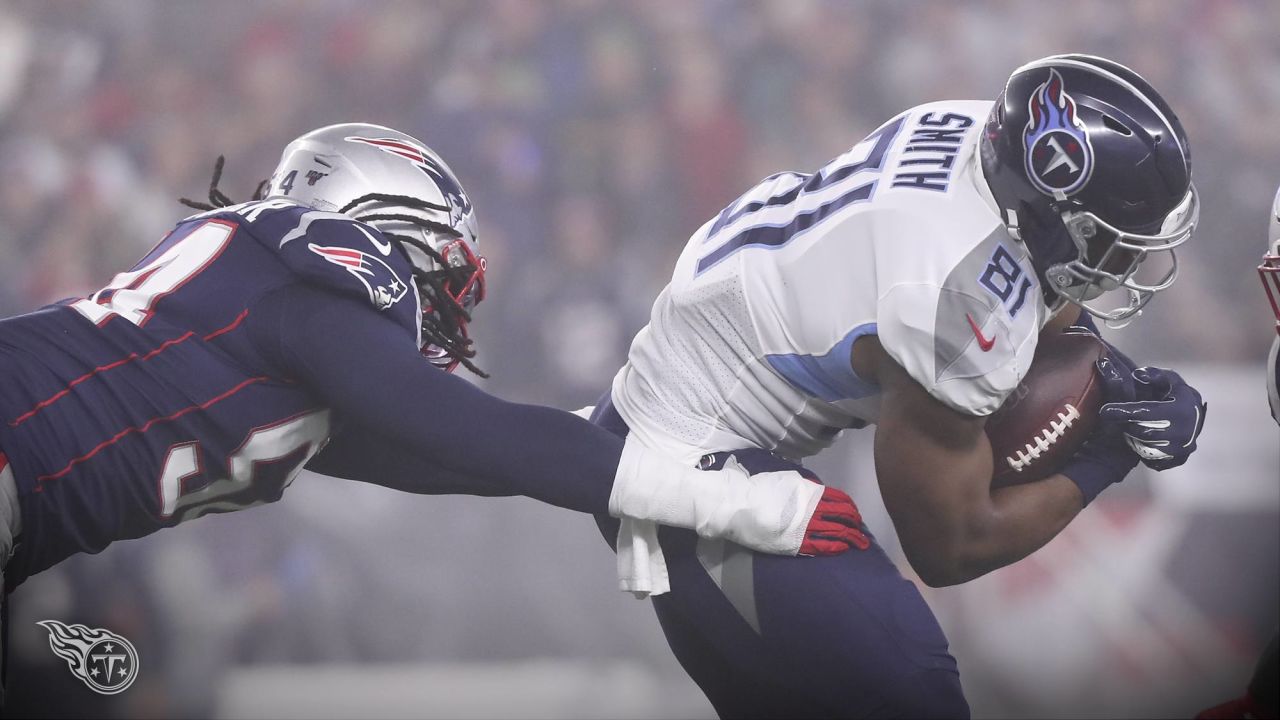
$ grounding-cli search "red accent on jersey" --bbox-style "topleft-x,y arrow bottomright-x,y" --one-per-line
967,313 -> 997,352
10,310 -> 252,429
35,376 -> 270,487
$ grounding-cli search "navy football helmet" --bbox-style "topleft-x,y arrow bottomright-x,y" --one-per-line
980,55 -> 1198,325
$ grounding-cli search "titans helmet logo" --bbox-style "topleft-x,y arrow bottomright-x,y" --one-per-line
1023,69 -> 1095,197
38,620 -> 140,695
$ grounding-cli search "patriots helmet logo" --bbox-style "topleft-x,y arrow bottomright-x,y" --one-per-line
38,620 -> 140,695
344,136 -> 473,217
1023,69 -> 1095,197
309,243 -> 410,310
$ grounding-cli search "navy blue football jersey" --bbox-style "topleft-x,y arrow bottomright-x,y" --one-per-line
0,199 -> 421,589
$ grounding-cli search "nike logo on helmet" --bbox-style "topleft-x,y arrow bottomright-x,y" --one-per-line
966,313 -> 997,352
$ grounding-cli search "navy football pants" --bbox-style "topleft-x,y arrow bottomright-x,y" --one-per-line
591,397 -> 969,719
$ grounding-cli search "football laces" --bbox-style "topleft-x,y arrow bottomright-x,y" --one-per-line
1005,404 -> 1080,472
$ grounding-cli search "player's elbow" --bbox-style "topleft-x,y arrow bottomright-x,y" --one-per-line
904,548 -> 978,588
899,512 -> 1001,588
917,566 -> 964,589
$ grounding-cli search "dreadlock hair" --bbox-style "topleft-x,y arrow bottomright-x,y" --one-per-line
180,163 -> 487,377
338,193 -> 487,378
179,156 -> 268,211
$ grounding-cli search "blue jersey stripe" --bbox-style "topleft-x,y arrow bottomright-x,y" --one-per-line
765,323 -> 881,402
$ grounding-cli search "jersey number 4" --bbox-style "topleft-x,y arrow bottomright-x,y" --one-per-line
72,220 -> 236,326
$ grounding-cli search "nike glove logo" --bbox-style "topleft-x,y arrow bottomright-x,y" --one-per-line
966,313 -> 996,352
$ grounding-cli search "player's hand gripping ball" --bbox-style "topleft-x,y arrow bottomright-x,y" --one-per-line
986,330 -> 1107,486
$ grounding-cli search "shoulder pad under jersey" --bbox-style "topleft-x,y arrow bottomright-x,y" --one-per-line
197,200 -> 421,342
219,200 -> 418,312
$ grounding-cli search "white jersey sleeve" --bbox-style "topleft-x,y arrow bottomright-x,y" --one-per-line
876,225 -> 1043,416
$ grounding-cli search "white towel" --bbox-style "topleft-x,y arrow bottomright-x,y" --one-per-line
571,404 -> 667,596
615,517 -> 669,598
610,454 -> 821,599
581,408 -> 820,599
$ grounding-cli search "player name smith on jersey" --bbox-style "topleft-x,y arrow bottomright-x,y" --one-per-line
0,199 -> 420,590
612,100 -> 1052,462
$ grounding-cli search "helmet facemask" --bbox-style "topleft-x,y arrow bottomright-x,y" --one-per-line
1261,249 -> 1280,337
1263,187 -> 1280,337
406,237 -> 487,373
1042,185 -> 1197,328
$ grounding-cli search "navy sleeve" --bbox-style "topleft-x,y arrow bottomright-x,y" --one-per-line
248,283 -> 622,515
307,422 -> 516,498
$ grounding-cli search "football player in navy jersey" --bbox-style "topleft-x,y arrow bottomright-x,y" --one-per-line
0,123 -> 867,697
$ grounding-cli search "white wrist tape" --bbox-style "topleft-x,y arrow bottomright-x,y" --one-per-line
608,435 -> 822,556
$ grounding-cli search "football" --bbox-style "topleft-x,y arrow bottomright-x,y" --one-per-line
986,330 -> 1107,487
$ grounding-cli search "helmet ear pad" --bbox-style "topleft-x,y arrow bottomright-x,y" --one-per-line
1017,207 -> 1075,273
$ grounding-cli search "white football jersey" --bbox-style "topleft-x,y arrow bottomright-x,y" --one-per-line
611,100 -> 1054,462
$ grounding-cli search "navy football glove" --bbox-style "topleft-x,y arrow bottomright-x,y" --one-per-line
1059,355 -> 1141,505
1102,366 -> 1207,471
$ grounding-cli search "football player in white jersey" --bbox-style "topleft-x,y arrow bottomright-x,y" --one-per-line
588,55 -> 1208,717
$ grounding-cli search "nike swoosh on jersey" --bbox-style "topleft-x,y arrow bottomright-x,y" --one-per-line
356,225 -> 393,256
966,313 -> 996,351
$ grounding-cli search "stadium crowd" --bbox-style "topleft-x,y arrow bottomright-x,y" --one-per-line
0,1 -> 1276,717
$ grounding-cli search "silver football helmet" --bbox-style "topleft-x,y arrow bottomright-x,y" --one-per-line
1262,185 -> 1280,336
1263,186 -> 1280,423
267,123 -> 486,373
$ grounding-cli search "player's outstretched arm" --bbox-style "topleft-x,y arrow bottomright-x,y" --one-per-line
306,422 -> 517,498
252,285 -> 864,556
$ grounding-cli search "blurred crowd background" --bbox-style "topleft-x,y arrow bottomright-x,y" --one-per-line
0,1 -> 1276,718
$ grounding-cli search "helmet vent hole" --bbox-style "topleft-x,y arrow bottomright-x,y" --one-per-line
1101,114 -> 1133,136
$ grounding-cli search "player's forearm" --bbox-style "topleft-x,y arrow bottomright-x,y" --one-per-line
335,374 -> 625,514
938,474 -> 1084,585
878,418 -> 1083,587
305,424 -> 517,498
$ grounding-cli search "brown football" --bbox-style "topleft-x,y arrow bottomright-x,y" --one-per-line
986,330 -> 1107,487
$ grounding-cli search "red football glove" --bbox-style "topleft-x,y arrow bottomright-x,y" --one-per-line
799,485 -> 871,555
